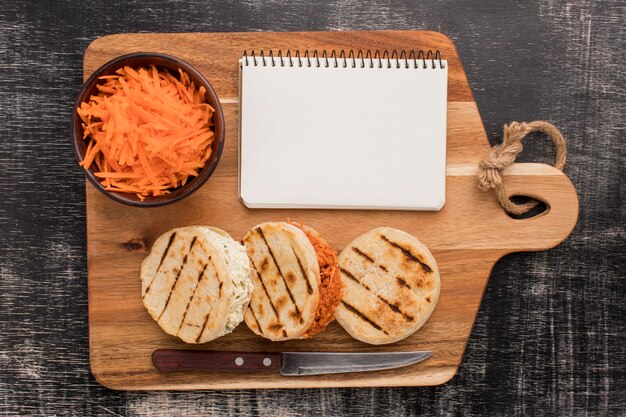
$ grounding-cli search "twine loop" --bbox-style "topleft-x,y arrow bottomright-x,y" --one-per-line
478,121 -> 567,215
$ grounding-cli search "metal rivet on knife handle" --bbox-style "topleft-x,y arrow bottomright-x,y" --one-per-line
235,357 -> 244,366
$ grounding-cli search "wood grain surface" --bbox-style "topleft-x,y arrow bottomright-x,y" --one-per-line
0,0 -> 623,415
84,30 -> 578,390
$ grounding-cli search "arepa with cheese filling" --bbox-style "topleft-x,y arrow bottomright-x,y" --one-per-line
141,226 -> 254,344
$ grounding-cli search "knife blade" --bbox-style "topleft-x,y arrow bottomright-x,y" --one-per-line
152,349 -> 431,376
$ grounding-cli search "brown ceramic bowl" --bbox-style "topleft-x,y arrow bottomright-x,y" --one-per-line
71,52 -> 225,207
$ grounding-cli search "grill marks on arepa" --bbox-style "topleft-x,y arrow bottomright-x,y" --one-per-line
177,262 -> 208,333
141,227 -> 243,344
339,301 -> 388,335
339,266 -> 413,323
291,243 -> 314,295
177,254 -> 226,343
245,228 -> 304,337
248,252 -> 280,319
336,227 -> 441,345
143,231 -> 177,296
183,252 -> 230,343
256,227 -> 304,324
350,245 -> 415,290
339,263 -> 415,329
158,236 -> 198,320
379,234 -> 433,274
247,304 -> 264,336
243,223 -> 320,341
147,234 -> 222,341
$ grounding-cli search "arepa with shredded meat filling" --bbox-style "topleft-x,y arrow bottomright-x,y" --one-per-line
243,221 -> 344,341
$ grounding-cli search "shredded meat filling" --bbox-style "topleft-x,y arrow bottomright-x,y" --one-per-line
289,220 -> 345,338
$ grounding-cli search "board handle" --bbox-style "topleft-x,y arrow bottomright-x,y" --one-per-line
152,349 -> 282,373
478,121 -> 567,217
498,163 -> 579,252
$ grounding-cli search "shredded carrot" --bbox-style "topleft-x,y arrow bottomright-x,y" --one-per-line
77,66 -> 215,200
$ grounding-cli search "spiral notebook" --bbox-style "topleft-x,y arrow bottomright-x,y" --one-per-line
238,49 -> 448,210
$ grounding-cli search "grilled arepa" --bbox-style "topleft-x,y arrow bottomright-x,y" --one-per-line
141,226 -> 254,344
243,221 -> 344,341
335,227 -> 440,345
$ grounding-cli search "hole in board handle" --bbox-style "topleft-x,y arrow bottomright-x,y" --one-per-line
506,195 -> 550,220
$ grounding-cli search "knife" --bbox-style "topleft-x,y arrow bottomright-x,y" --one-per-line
152,349 -> 431,376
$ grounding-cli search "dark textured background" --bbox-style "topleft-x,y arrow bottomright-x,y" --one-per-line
0,1 -> 624,416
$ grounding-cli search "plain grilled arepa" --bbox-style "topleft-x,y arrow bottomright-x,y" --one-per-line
242,221 -> 344,341
335,227 -> 440,345
141,226 -> 254,344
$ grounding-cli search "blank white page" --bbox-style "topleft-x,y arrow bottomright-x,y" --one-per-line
239,56 -> 448,210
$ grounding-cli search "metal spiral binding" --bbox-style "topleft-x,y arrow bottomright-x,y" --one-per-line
242,49 -> 445,69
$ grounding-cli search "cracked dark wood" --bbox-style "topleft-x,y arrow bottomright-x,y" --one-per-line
0,0 -> 623,415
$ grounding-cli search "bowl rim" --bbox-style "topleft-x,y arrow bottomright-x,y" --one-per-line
71,52 -> 225,207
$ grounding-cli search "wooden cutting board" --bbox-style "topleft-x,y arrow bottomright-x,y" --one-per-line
84,30 -> 578,390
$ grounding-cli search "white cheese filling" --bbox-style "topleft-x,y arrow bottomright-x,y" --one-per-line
203,229 -> 255,336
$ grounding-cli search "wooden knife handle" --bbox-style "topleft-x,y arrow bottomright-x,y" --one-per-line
152,349 -> 282,373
